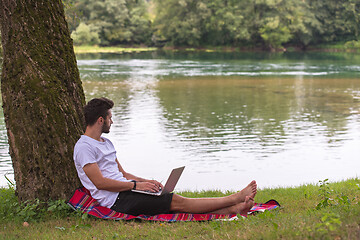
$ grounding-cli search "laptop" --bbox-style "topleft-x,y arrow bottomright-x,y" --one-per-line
132,166 -> 185,196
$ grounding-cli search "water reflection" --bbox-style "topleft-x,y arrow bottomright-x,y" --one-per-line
155,76 -> 360,190
1,52 -> 360,190
157,77 -> 358,146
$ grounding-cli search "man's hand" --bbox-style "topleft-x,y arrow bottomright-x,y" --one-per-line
147,180 -> 163,190
136,181 -> 163,193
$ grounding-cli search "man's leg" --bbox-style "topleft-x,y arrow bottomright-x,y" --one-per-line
209,196 -> 254,215
169,180 -> 257,214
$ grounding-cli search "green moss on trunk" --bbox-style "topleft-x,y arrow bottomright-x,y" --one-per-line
0,0 -> 85,201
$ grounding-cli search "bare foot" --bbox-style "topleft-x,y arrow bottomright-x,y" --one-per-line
233,180 -> 257,203
237,196 -> 254,216
209,195 -> 255,215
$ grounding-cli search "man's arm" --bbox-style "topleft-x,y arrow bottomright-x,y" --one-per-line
83,162 -> 161,192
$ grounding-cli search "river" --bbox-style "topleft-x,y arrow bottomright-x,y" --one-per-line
1,51 -> 360,191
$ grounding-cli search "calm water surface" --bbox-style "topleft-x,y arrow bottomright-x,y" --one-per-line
1,51 -> 360,191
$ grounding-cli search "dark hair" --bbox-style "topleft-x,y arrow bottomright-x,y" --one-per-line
84,97 -> 114,126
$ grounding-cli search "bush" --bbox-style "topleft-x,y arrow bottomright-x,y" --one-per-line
0,186 -> 75,223
0,187 -> 18,221
344,40 -> 360,50
71,23 -> 100,46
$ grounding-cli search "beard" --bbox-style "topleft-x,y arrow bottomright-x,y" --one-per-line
101,123 -> 111,133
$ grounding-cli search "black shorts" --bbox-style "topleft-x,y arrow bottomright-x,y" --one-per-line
110,191 -> 174,216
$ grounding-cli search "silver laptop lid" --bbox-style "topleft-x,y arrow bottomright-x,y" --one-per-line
162,166 -> 185,194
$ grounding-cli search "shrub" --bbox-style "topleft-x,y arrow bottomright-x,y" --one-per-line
71,23 -> 100,46
344,40 -> 360,50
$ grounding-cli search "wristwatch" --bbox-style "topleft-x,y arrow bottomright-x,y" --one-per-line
131,180 -> 136,190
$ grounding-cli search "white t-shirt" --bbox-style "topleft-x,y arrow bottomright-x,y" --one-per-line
73,135 -> 130,208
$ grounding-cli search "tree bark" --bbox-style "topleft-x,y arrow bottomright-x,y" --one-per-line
0,0 -> 85,201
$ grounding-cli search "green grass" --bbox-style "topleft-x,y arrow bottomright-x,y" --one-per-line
72,42 -> 360,55
1,178 -> 360,239
73,45 -> 157,54
310,41 -> 360,52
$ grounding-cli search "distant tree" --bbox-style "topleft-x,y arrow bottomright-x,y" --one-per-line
74,0 -> 152,45
154,0 -> 251,46
203,0 -> 251,46
307,0 -> 359,44
287,0 -> 322,49
64,0 -> 82,33
248,0 -> 293,50
343,0 -> 360,40
0,0 -> 85,201
154,0 -> 209,46
71,22 -> 100,45
259,16 -> 292,50
63,0 -> 360,49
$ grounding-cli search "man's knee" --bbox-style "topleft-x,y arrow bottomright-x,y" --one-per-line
170,194 -> 187,213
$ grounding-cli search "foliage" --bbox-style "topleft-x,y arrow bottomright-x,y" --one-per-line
71,0 -> 152,46
63,0 -> 83,32
316,179 -> 334,209
71,23 -> 100,45
315,212 -> 342,235
0,186 -> 18,221
259,16 -> 292,50
344,40 -> 360,50
316,178 -> 356,210
0,187 -> 76,223
204,0 -> 251,45
153,0 -> 206,46
64,0 -> 360,49
248,0 -> 321,49
308,0 -> 360,44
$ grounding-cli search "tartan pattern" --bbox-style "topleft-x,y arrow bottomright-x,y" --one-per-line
67,187 -> 280,222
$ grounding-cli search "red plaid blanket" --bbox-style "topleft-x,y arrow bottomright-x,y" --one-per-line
67,187 -> 280,222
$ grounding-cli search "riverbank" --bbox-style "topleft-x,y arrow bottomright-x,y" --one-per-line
1,43 -> 358,57
73,42 -> 360,54
1,178 -> 359,239
73,45 -> 158,54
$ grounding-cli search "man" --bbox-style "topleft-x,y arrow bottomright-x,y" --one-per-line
74,97 -> 257,216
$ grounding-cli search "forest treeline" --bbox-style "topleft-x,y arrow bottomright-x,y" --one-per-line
63,0 -> 360,50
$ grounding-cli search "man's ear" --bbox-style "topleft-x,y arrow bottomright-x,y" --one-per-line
98,116 -> 104,124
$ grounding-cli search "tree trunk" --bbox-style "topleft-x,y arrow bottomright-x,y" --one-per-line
0,0 -> 85,201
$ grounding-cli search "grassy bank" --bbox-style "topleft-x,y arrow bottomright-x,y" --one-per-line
73,42 -> 360,54
1,178 -> 360,239
73,45 -> 157,54
308,41 -> 360,53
